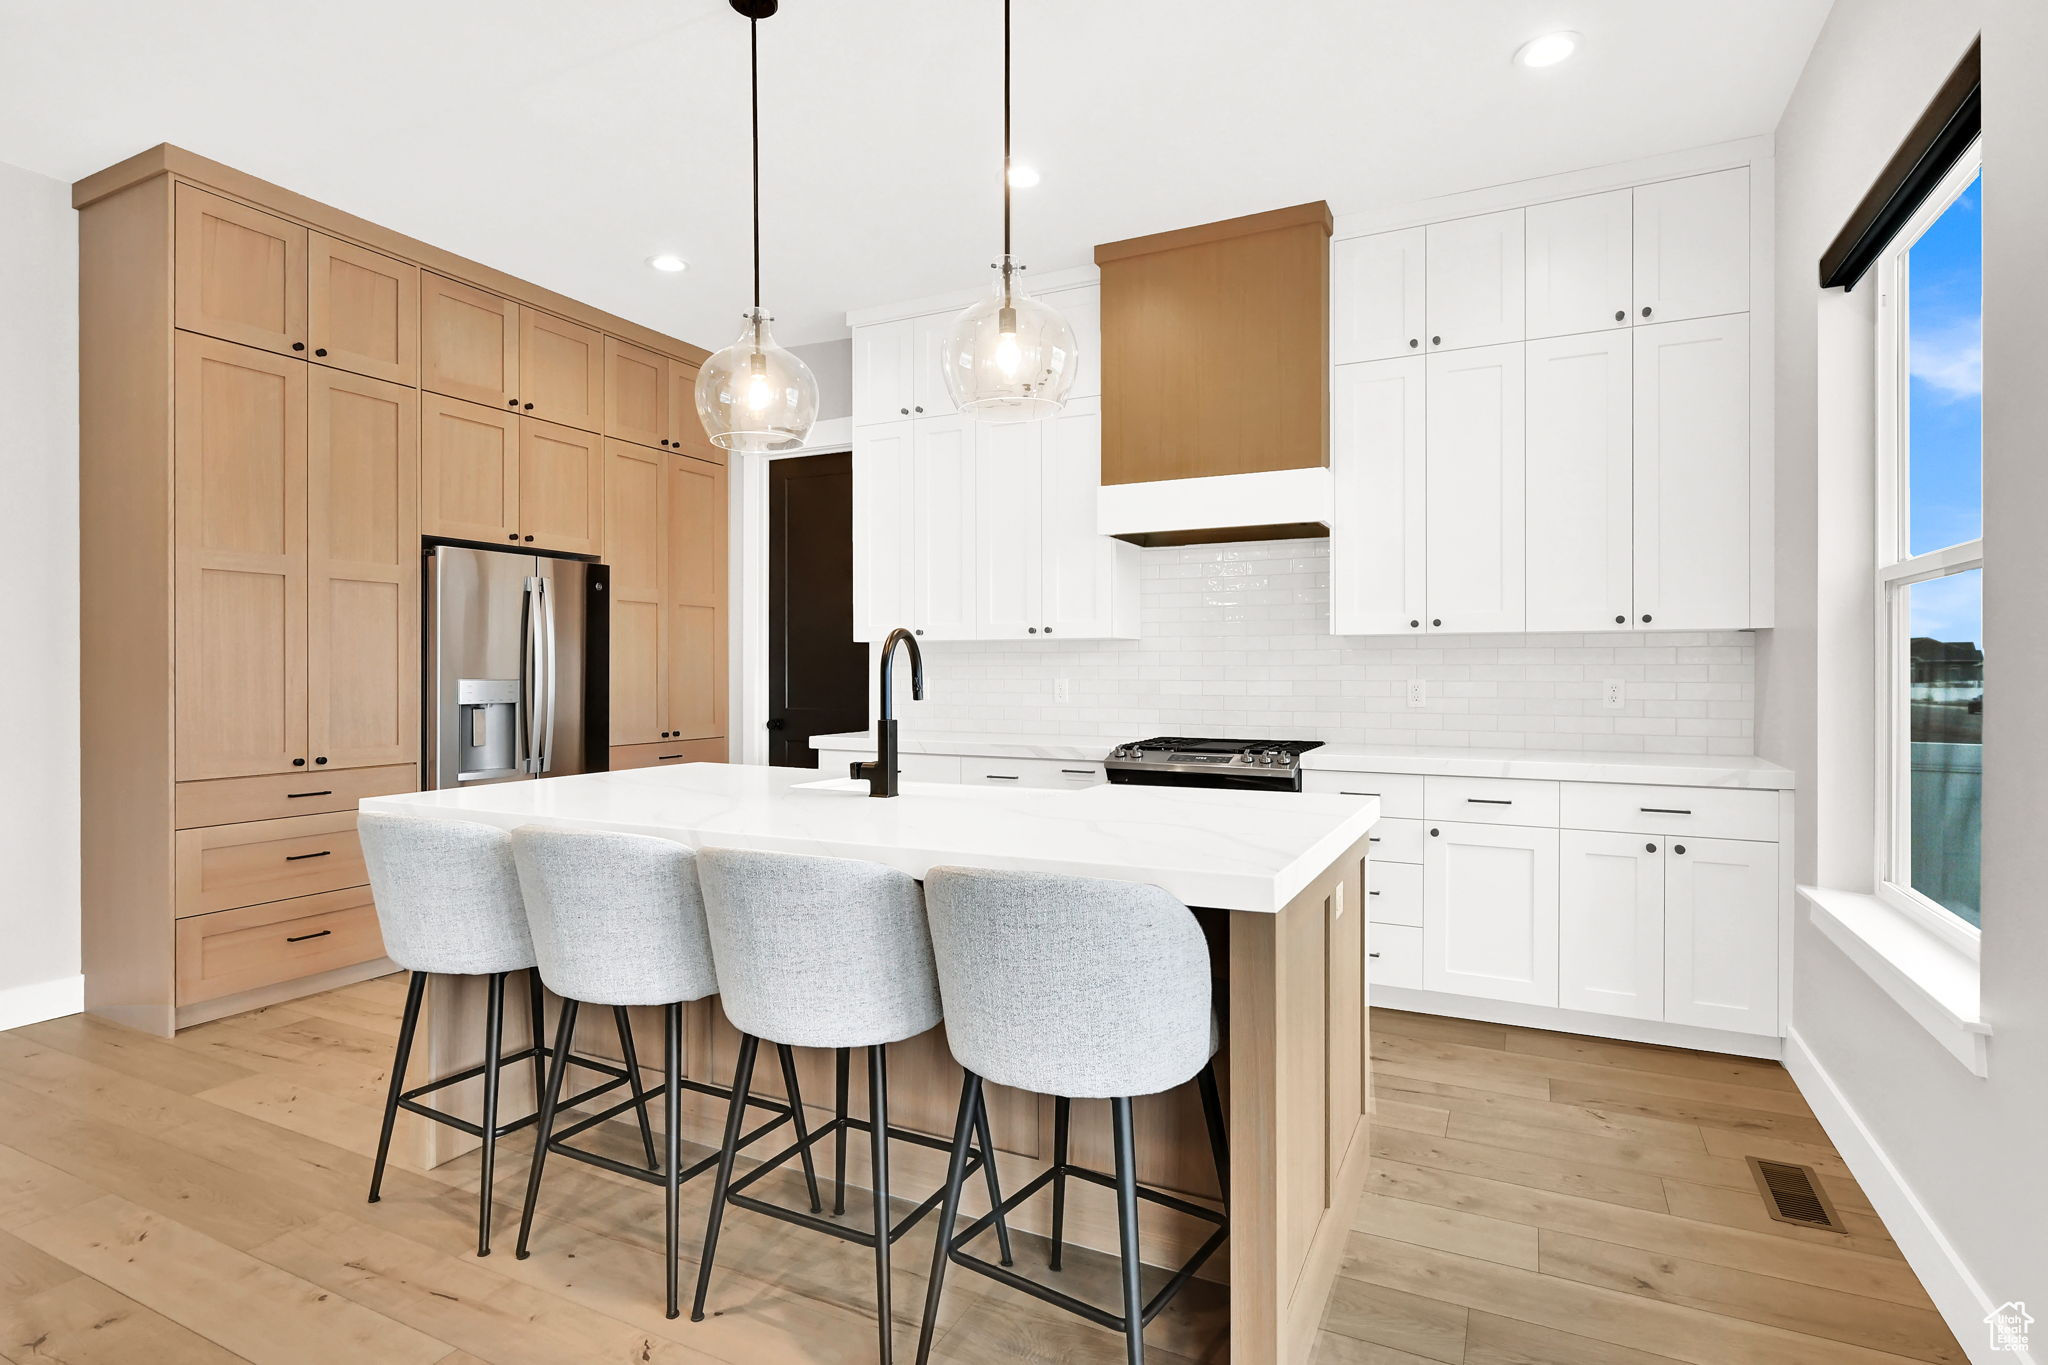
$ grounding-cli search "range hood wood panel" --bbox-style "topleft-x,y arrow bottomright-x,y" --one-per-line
1095,201 -> 1331,488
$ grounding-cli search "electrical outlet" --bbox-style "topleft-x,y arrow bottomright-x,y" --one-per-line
1407,678 -> 1427,708
1052,676 -> 1072,704
1603,678 -> 1626,709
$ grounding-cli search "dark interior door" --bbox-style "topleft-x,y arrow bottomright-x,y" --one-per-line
768,452 -> 869,766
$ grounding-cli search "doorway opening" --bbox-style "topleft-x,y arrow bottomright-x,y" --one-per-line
765,451 -> 869,766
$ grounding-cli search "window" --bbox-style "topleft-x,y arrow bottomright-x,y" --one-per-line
1875,141 -> 1982,941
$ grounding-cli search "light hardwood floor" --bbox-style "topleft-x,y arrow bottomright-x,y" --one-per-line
0,982 -> 1960,1365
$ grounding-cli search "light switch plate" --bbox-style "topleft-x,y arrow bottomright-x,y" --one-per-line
1407,678 -> 1427,708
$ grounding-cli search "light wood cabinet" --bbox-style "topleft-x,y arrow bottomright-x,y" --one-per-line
1331,227 -> 1425,363
421,272 -> 520,408
1422,820 -> 1558,1006
176,888 -> 385,1006
308,234 -> 418,385
606,337 -> 668,448
1633,315 -> 1750,629
666,359 -> 705,452
1633,168 -> 1749,325
602,442 -> 728,748
1424,342 -> 1524,633
1525,189 -> 1633,340
174,185 -> 307,356
519,419 -> 605,555
1329,356 -> 1427,634
1558,830 -> 1665,1021
1525,329 -> 1633,632
519,309 -> 605,430
1425,208 -> 1523,352
666,452 -> 729,741
421,394 -> 520,544
174,810 -> 368,918
605,441 -> 667,745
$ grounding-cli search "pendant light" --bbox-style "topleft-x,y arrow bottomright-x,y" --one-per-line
695,0 -> 818,453
941,0 -> 1078,422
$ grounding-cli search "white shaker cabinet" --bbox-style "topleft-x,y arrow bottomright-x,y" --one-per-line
1040,398 -> 1135,638
1425,209 -> 1524,352
853,319 -> 915,425
908,416 -> 978,640
1332,228 -> 1426,364
1423,820 -> 1559,1006
1665,836 -> 1780,1035
1633,168 -> 1749,325
1634,315 -> 1750,630
1330,357 -> 1427,634
1558,831 -> 1665,1021
973,419 -> 1044,638
1525,189 -> 1633,340
1425,343 -> 1524,633
1525,330 -> 1633,632
911,313 -> 960,418
852,421 -> 914,641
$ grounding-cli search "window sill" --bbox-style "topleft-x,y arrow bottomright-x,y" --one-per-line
1800,885 -> 1990,1076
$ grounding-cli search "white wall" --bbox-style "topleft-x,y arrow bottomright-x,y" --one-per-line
1767,1 -> 2048,1352
789,338 -> 852,423
0,158 -> 80,1028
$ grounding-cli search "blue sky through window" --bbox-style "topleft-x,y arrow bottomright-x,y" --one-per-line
1906,173 -> 1982,562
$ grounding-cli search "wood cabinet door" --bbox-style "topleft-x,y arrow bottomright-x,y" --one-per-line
1633,168 -> 1749,325
1525,330 -> 1633,632
1633,315 -> 1750,629
853,319 -> 915,425
420,394 -> 520,545
605,441 -> 667,745
1423,820 -> 1559,1006
1424,208 -> 1524,352
307,369 -> 419,771
1665,837 -> 1779,1035
518,419 -> 605,555
973,418 -> 1042,637
666,453 -> 728,741
1424,342 -> 1525,633
174,334 -> 308,780
605,338 -> 668,448
909,415 -> 979,640
1524,189 -> 1633,341
668,359 -> 713,455
421,273 -> 519,409
852,420 -> 914,643
1332,227 -> 1425,363
174,185 -> 307,356
1558,830 -> 1665,1021
1330,356 -> 1427,635
1039,396 -> 1131,638
307,234 -> 418,385
519,309 -> 604,430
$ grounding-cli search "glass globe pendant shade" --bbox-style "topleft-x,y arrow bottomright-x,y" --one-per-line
941,257 -> 1078,422
694,307 -> 818,453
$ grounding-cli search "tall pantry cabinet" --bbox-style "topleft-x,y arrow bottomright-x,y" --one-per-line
78,146 -> 719,1036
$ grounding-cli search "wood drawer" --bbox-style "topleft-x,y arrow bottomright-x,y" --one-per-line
176,764 -> 418,828
1369,923 -> 1422,989
176,888 -> 386,1005
1560,782 -> 1779,842
1366,860 -> 1423,927
1304,770 -> 1423,818
174,811 -> 367,918
610,738 -> 728,770
1424,775 -> 1561,827
1369,816 -> 1426,865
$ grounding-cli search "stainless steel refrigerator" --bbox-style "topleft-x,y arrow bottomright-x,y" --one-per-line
424,544 -> 609,789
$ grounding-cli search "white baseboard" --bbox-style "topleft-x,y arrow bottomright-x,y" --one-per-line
1371,984 -> 1784,1059
0,973 -> 84,1032
1783,1027 -> 2028,1365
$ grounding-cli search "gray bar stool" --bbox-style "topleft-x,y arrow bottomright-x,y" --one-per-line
358,812 -> 647,1257
914,866 -> 1230,1365
691,847 -> 1012,1365
506,824 -> 813,1320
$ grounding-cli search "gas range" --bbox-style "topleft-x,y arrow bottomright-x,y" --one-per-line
1103,736 -> 1324,793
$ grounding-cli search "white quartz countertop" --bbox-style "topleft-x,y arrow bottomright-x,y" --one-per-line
362,763 -> 1379,914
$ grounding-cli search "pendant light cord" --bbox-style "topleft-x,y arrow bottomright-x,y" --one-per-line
1002,0 -> 1012,263
750,16 -> 762,312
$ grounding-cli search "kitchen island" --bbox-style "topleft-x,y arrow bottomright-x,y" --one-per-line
364,762 -> 1379,1364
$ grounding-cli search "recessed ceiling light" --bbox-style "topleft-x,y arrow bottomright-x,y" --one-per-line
647,253 -> 689,273
1514,31 -> 1579,68
1006,163 -> 1041,189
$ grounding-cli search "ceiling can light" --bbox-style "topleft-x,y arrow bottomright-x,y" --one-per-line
695,0 -> 818,453
941,0 -> 1077,423
647,253 -> 689,273
1514,31 -> 1579,68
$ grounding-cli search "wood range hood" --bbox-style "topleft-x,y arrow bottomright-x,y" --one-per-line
1093,200 -> 1332,546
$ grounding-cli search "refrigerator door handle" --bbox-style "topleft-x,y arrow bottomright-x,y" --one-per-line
536,574 -> 559,774
520,575 -> 543,773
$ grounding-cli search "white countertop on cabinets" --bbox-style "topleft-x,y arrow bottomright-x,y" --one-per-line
362,763 -> 1379,914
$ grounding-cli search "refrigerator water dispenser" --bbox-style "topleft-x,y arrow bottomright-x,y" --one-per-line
456,678 -> 520,779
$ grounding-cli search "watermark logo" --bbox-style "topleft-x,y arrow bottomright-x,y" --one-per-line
1986,1302 -> 2032,1353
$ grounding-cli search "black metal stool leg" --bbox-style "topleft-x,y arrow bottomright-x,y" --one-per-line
515,998 -> 579,1258
1048,1094 -> 1071,1271
971,1091 -> 1014,1267
525,969 -> 547,1112
368,971 -> 427,1203
476,971 -> 507,1256
777,1044 -> 824,1214
1196,1061 -> 1229,1205
832,1045 -> 850,1216
615,1005 -> 659,1170
868,1044 -> 895,1365
664,1003 -> 683,1320
1111,1096 -> 1145,1365
690,1033 -> 760,1322
914,1073 -> 981,1365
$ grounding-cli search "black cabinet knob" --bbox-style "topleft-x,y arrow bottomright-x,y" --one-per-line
1043,626 -> 1053,635
1614,310 -> 1625,322
914,628 -> 924,636
1409,619 -> 1420,628
1641,613 -> 1653,623
1027,626 -> 1037,634
914,405 -> 924,413
1641,306 -> 1653,318
1615,614 -> 1626,624
292,758 -> 306,767
523,402 -> 534,410
1646,842 -> 1657,853
661,439 -> 671,447
1431,618 -> 1442,627
508,398 -> 519,407
314,756 -> 327,765
508,534 -> 519,542
1429,827 -> 1440,837
314,348 -> 328,357
291,342 -> 305,351
1674,843 -> 1687,855
523,534 -> 535,542
900,407 -> 909,415
1431,335 -> 1442,346
1408,338 -> 1419,349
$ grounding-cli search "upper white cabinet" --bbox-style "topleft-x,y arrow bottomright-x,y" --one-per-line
1332,228 -> 1425,364
851,420 -> 914,640
911,314 -> 960,418
853,320 -> 915,425
1424,820 -> 1559,1006
908,416 -> 978,640
1424,343 -> 1524,634
1633,168 -> 1749,324
1330,357 -> 1426,634
1634,315 -> 1750,630
1039,398 -> 1137,638
1425,209 -> 1524,352
1525,330 -> 1633,632
974,418 -> 1044,637
1525,189 -> 1633,340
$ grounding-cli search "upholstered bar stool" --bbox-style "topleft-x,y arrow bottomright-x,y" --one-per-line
508,825 -> 812,1320
358,812 -> 648,1256
914,866 -> 1230,1365
691,847 -> 1012,1365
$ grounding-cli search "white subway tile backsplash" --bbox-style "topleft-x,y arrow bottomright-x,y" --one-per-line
894,538 -> 1756,755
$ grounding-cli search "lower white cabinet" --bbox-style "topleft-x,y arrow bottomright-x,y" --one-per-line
1665,835 -> 1780,1035
1369,923 -> 1423,988
1423,820 -> 1558,1006
1559,830 -> 1665,1021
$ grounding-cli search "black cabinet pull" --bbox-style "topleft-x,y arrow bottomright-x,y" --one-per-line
1431,335 -> 1442,345
1060,769 -> 1094,776
658,754 -> 684,760
1646,842 -> 1658,853
1431,618 -> 1442,627
914,405 -> 924,413
1466,797 -> 1512,805
1408,338 -> 1419,348
1614,310 -> 1625,322
285,790 -> 332,799
1368,889 -> 1381,896
1368,836 -> 1381,843
292,758 -> 306,767
984,774 -> 1020,781
914,628 -> 924,636
1340,791 -> 1378,797
1641,613 -> 1653,623
285,850 -> 332,861
286,929 -> 333,943
314,347 -> 328,357
1639,806 -> 1692,815
523,535 -> 535,542
1369,952 -> 1382,959
507,534 -> 519,542
1641,306 -> 1653,318
1027,626 -> 1038,634
291,341 -> 305,351
1614,614 -> 1626,624
507,398 -> 519,407
1674,844 -> 1687,855
899,407 -> 909,415
314,756 -> 327,765
1429,828 -> 1440,836
523,402 -> 534,410
1043,626 -> 1054,635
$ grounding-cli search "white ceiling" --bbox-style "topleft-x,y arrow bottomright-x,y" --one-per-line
0,1 -> 1831,346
